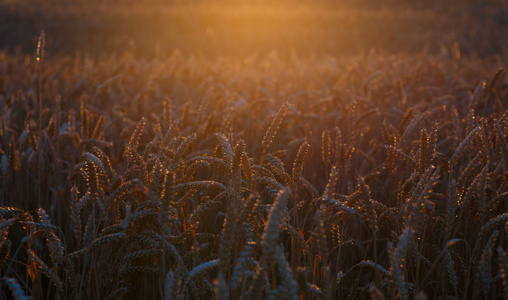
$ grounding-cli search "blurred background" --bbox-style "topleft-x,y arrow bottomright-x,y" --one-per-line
1,0 -> 507,59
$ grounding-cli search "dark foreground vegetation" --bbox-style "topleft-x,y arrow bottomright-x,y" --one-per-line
0,0 -> 508,299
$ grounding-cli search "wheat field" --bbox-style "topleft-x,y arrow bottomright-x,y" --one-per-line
0,1 -> 508,299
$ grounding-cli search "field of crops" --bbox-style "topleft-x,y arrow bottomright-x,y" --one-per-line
0,1 -> 508,299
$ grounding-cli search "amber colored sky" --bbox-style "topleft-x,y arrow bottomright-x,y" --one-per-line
0,1 -> 507,58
